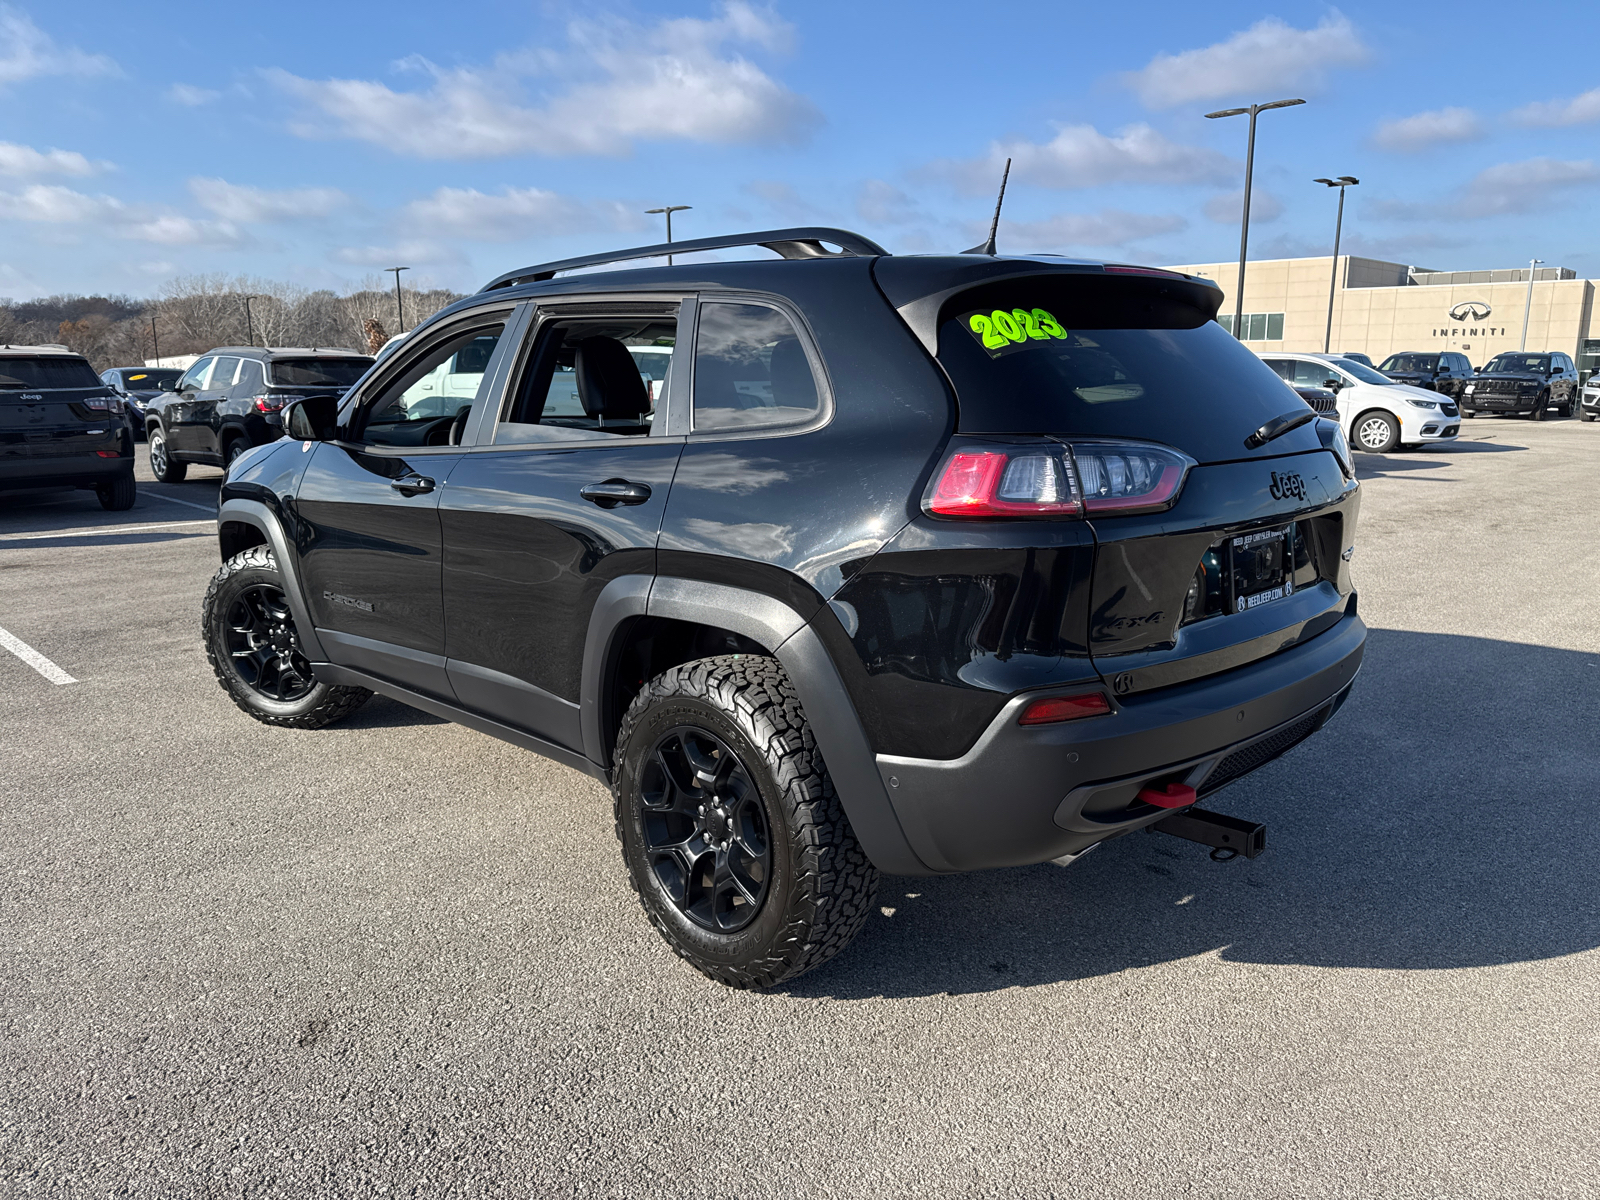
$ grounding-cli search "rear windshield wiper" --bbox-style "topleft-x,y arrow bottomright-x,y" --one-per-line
1244,408 -> 1316,450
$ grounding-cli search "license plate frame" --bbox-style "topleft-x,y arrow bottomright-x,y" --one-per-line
1227,524 -> 1294,614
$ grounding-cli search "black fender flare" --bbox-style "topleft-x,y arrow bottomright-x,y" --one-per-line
582,575 -> 931,875
215,498 -> 328,663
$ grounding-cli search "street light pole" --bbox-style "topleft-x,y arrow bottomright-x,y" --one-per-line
150,317 -> 160,366
243,295 -> 257,348
1206,98 -> 1306,339
1313,176 -> 1360,353
386,266 -> 410,333
1520,258 -> 1543,350
645,206 -> 692,265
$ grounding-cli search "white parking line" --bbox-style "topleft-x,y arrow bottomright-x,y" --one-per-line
0,625 -> 76,685
139,490 -> 218,514
0,519 -> 215,543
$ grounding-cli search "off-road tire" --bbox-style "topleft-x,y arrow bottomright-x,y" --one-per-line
1353,410 -> 1400,453
612,654 -> 879,988
202,545 -> 372,728
96,473 -> 136,511
148,426 -> 187,483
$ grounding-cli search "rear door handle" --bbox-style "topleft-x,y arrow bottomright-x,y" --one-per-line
580,479 -> 652,508
390,475 -> 435,496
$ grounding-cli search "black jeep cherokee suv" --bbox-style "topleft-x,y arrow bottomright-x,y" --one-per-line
201,228 -> 1365,987
1,346 -> 136,509
145,346 -> 373,481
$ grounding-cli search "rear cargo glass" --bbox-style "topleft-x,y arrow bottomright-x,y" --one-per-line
0,356 -> 101,390
270,357 -> 373,388
936,276 -> 1320,464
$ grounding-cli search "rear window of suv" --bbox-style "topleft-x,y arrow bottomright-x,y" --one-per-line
0,356 -> 101,390
935,275 -> 1321,463
270,357 -> 373,388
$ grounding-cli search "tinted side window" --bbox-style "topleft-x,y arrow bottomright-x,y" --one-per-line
236,359 -> 265,392
358,321 -> 506,446
1291,360 -> 1335,387
209,357 -> 240,390
1261,358 -> 1294,382
179,358 -> 214,391
692,302 -> 820,432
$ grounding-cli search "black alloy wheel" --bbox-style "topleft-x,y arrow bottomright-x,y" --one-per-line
613,655 -> 878,988
202,545 -> 371,728
224,583 -> 316,702
637,726 -> 772,933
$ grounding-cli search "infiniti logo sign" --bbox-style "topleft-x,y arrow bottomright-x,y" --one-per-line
1448,300 -> 1492,321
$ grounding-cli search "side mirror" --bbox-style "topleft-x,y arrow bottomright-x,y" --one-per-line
1323,378 -> 1343,391
283,394 -> 340,441
157,377 -> 179,391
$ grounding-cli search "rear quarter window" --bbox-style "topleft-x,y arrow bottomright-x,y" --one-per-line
935,276 -> 1321,464
270,357 -> 373,388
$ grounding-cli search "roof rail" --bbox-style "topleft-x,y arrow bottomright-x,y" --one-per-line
478,226 -> 890,292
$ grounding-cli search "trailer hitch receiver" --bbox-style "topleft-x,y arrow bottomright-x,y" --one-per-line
1151,807 -> 1267,860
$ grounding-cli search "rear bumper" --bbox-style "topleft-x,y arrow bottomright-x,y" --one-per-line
875,609 -> 1366,872
0,452 -> 133,490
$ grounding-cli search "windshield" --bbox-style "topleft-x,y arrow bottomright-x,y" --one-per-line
270,357 -> 372,388
1326,358 -> 1393,385
0,356 -> 102,390
935,275 -> 1323,464
1380,354 -> 1438,373
121,368 -> 181,390
1482,355 -> 1550,374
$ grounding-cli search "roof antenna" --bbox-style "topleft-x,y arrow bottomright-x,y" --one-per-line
963,157 -> 1011,256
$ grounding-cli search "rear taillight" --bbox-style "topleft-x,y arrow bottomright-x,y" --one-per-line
925,438 -> 1194,519
84,394 -> 122,413
252,394 -> 285,413
1018,692 -> 1111,725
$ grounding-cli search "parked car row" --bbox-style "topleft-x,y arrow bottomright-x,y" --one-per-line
1260,351 -> 1460,453
1372,349 -> 1580,421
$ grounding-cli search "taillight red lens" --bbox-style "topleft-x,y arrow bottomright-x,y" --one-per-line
252,394 -> 283,413
925,439 -> 1193,519
1018,692 -> 1111,725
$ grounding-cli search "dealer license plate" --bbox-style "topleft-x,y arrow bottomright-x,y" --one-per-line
1229,525 -> 1294,614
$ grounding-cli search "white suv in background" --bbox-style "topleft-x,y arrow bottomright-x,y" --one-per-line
1259,352 -> 1461,453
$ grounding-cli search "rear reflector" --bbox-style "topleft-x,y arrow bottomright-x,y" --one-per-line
926,438 -> 1194,519
1017,692 -> 1111,725
95,449 -> 123,458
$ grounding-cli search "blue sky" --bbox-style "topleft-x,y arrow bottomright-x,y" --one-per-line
2,0 -> 1597,297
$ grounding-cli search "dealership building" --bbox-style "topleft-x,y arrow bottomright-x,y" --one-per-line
1161,254 -> 1598,380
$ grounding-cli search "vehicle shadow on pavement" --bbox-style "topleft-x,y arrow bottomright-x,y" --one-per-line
339,695 -> 449,729
788,629 -> 1600,999
0,530 -> 213,550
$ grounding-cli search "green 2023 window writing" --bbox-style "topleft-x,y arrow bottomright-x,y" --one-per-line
965,308 -> 1070,356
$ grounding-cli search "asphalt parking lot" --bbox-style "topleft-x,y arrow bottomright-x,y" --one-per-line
2,420 -> 1598,1198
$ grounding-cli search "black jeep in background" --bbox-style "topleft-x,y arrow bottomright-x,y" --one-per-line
145,346 -> 373,481
1461,351 -> 1580,419
1,346 -> 136,510
1378,351 -> 1474,401
201,227 -> 1365,988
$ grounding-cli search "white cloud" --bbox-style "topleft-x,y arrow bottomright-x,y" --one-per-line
1374,158 -> 1600,221
0,141 -> 105,178
1000,209 -> 1187,249
0,183 -> 244,246
271,2 -> 818,159
1125,15 -> 1369,109
167,83 -> 220,106
400,186 -> 641,241
1203,188 -> 1284,225
938,123 -> 1233,192
333,240 -> 466,269
0,5 -> 118,86
1373,107 -> 1484,152
856,179 -> 918,225
189,178 -> 349,222
1510,86 -> 1600,128
1456,158 -> 1599,216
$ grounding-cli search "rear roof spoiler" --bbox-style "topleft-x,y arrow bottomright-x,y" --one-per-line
478,227 -> 890,292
